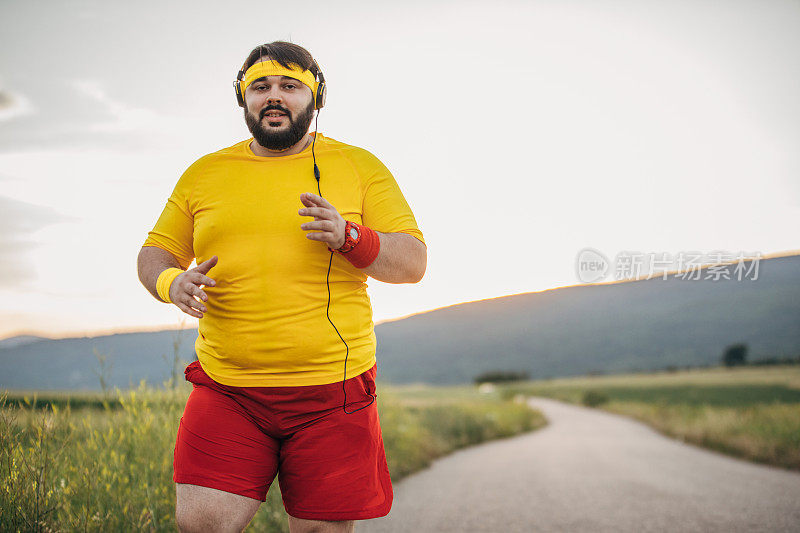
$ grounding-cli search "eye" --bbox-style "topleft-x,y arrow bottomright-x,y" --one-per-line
284,83 -> 297,90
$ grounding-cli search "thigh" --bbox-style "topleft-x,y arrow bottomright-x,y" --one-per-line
176,483 -> 261,533
277,366 -> 393,521
288,515 -> 354,533
174,381 -> 280,502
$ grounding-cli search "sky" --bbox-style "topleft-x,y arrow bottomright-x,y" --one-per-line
0,0 -> 798,340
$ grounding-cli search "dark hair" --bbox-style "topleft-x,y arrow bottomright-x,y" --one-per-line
240,41 -> 320,79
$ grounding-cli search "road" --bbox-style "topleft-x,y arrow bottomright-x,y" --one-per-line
360,396 -> 800,532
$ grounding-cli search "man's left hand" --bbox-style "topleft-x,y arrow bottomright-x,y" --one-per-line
298,192 -> 346,250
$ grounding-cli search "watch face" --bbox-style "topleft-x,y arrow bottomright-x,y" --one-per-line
349,227 -> 359,239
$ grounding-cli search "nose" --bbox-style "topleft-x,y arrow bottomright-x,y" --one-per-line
264,86 -> 283,104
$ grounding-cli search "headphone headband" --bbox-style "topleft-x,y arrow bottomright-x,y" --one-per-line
233,56 -> 326,110
242,61 -> 318,97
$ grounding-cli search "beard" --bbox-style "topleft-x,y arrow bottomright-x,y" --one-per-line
245,99 -> 316,152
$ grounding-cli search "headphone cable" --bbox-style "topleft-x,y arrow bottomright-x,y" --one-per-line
311,110 -> 376,415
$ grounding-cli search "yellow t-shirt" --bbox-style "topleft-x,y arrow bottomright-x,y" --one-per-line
142,133 -> 424,386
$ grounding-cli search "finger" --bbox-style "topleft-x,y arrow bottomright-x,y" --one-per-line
181,291 -> 207,314
306,231 -> 336,243
176,278 -> 207,308
301,220 -> 335,232
301,192 -> 332,208
190,284 -> 208,303
175,300 -> 203,319
300,193 -> 317,207
189,271 -> 216,288
185,282 -> 208,305
195,255 -> 218,274
311,193 -> 333,209
298,206 -> 328,219
199,254 -> 218,267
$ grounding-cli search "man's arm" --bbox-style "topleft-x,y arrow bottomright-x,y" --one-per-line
361,232 -> 426,284
298,192 -> 427,284
138,246 -> 217,318
138,246 -> 183,302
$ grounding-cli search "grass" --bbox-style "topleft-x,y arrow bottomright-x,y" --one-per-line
0,380 -> 543,532
11,362 -> 795,531
500,364 -> 800,472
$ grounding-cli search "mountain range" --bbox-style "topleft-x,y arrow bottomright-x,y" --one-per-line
2,254 -> 798,390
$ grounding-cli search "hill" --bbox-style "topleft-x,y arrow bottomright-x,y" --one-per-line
1,254 -> 798,390
374,254 -> 800,383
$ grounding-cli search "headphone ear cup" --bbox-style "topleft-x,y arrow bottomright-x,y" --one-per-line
234,81 -> 245,108
315,82 -> 326,110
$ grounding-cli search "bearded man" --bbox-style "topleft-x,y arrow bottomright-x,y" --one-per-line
137,41 -> 426,533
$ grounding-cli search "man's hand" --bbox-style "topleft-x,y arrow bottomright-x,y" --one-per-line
298,192 -> 346,250
169,255 -> 218,318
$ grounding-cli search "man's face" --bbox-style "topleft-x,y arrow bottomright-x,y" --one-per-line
244,72 -> 316,152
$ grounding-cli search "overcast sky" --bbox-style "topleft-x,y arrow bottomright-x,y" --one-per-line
1,0 -> 798,340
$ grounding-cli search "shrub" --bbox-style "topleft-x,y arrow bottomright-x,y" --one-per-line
473,370 -> 530,385
722,343 -> 748,367
581,390 -> 609,407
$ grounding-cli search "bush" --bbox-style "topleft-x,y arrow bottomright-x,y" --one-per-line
722,343 -> 748,367
473,370 -> 530,385
581,390 -> 609,407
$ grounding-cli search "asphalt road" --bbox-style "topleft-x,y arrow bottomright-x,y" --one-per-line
360,396 -> 800,532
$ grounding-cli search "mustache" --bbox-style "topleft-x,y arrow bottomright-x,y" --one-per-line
260,105 -> 291,119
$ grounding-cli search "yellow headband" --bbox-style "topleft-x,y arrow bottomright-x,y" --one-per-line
241,60 -> 318,96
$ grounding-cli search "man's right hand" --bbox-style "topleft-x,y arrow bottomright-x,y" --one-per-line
169,255 -> 218,318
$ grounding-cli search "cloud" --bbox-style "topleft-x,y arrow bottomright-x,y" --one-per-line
0,79 -> 189,153
0,78 -> 212,154
0,196 -> 75,288
69,79 -> 162,133
0,89 -> 34,122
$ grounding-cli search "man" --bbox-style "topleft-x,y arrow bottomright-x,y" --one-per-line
137,41 -> 426,533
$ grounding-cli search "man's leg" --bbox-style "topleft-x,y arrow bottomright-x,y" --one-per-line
174,364 -> 280,531
277,365 -> 391,524
287,515 -> 354,533
176,483 -> 261,533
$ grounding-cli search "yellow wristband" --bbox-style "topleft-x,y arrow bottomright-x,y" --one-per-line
156,267 -> 184,303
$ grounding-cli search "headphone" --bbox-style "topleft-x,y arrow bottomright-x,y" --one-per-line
233,53 -> 326,110
309,98 -> 375,416
233,47 -> 373,415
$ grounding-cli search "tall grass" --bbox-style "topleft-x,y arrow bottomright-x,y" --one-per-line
0,382 -> 542,532
599,401 -> 800,469
1,384 -> 186,531
501,364 -> 800,471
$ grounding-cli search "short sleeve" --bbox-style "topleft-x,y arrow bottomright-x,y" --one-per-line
141,161 -> 199,270
357,150 -> 425,245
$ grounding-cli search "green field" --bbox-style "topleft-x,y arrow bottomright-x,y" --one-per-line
500,364 -> 800,472
4,364 -> 798,531
0,381 -> 543,532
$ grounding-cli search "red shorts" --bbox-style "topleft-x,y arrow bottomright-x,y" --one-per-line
173,360 -> 393,521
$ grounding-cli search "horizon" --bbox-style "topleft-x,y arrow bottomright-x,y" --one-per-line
2,0 -> 799,340
3,248 -> 796,343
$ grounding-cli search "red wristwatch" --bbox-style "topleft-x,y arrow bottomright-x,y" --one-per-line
332,220 -> 361,253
